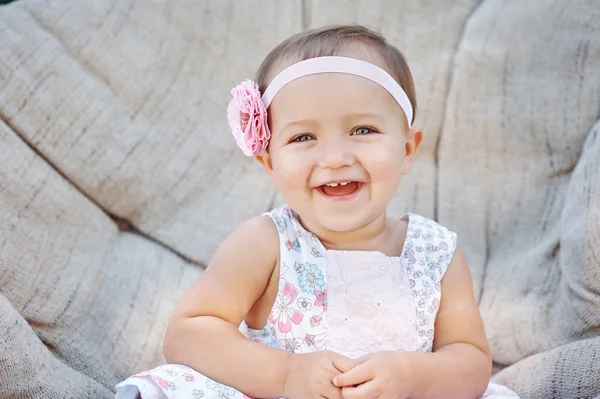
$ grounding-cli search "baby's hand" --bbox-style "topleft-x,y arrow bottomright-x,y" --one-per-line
283,350 -> 356,399
332,351 -> 414,399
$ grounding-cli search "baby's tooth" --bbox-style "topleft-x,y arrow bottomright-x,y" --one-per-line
340,182 -> 348,186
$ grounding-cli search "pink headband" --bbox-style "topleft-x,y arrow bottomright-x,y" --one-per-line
227,56 -> 414,156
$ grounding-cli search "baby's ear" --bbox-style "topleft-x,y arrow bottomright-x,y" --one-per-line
255,153 -> 275,180
401,128 -> 423,174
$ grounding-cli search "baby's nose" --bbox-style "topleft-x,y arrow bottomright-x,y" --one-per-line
317,148 -> 356,169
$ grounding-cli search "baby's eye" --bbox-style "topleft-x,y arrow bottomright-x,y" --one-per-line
352,127 -> 375,135
291,134 -> 314,143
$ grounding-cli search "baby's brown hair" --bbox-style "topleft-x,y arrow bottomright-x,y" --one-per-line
255,25 -> 417,124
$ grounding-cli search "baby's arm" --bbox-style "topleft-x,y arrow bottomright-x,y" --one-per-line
162,216 -> 290,398
411,245 -> 492,398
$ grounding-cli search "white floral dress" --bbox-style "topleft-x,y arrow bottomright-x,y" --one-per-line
115,205 -> 520,399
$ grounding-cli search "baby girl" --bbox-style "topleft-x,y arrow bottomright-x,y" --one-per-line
116,25 -> 521,399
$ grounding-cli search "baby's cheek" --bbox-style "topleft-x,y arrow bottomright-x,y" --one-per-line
369,147 -> 404,174
368,154 -> 405,195
272,157 -> 308,189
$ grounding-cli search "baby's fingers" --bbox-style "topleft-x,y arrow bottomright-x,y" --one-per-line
321,381 -> 344,399
340,381 -> 378,399
333,362 -> 373,387
331,355 -> 356,374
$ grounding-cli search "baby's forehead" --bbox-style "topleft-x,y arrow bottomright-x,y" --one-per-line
268,73 -> 406,131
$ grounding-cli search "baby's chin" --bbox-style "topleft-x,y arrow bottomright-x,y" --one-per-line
311,209 -> 381,234
319,217 -> 368,232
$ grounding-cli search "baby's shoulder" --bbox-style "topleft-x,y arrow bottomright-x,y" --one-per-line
221,214 -> 280,258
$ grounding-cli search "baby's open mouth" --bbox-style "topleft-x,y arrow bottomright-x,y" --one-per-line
317,181 -> 362,197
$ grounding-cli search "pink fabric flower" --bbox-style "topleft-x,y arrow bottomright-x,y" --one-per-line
309,314 -> 322,327
227,80 -> 271,156
269,282 -> 303,333
314,289 -> 328,311
305,334 -> 315,346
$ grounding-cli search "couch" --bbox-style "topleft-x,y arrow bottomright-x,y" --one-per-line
1,0 -> 599,398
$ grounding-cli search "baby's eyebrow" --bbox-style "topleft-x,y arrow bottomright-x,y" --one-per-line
278,119 -> 316,134
344,112 -> 385,122
277,112 -> 385,136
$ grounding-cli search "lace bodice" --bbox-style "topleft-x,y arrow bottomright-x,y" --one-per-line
241,205 -> 457,356
327,250 -> 417,358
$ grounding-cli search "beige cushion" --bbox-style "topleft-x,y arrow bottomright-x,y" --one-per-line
438,1 -> 600,397
0,117 -> 198,397
0,0 -> 301,264
0,0 -> 598,397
